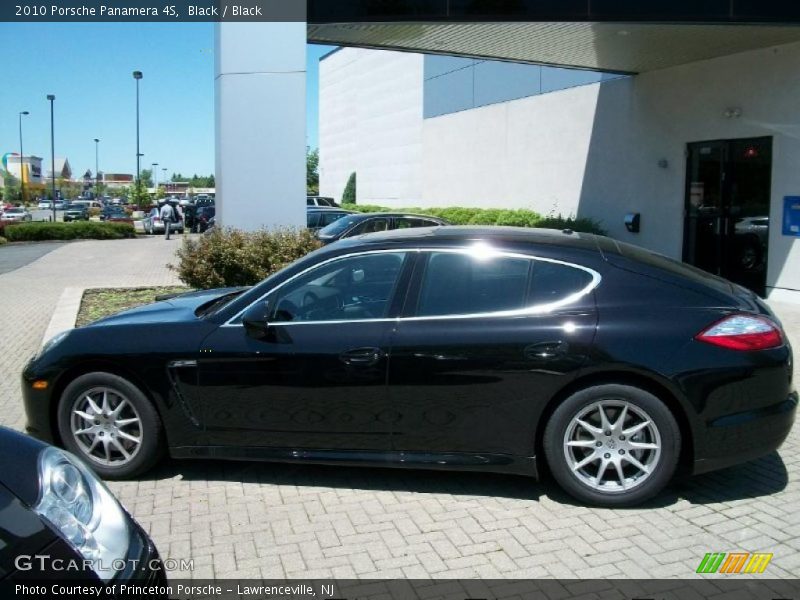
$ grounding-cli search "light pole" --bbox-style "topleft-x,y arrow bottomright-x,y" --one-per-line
94,138 -> 100,199
47,95 -> 56,222
133,71 -> 143,187
152,162 -> 159,193
18,111 -> 29,205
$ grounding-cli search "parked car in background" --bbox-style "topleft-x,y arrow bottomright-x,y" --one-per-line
195,205 -> 216,233
72,199 -> 103,210
203,216 -> 216,235
0,426 -> 167,586
53,200 -> 66,210
62,203 -> 89,222
100,205 -> 133,223
37,199 -> 52,210
142,207 -> 185,235
0,207 -> 33,222
307,196 -> 338,207
21,227 -> 796,506
185,197 -> 215,232
307,207 -> 355,231
316,212 -> 448,244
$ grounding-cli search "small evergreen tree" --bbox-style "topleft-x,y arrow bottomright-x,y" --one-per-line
342,172 -> 356,205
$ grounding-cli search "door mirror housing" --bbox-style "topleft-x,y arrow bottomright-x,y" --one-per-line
242,301 -> 271,340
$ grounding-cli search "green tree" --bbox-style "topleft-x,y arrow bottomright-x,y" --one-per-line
139,169 -> 154,188
129,180 -> 150,208
155,185 -> 166,201
307,147 -> 319,194
342,172 -> 356,205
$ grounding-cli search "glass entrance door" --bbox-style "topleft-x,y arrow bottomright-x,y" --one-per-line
683,137 -> 772,296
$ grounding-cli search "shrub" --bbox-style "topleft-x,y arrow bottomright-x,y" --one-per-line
88,207 -> 102,218
171,227 -> 322,289
3,221 -> 135,241
0,236 -> 6,246
342,172 -> 357,205
347,205 -> 605,235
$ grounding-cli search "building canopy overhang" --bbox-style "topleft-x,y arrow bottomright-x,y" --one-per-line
307,1 -> 800,73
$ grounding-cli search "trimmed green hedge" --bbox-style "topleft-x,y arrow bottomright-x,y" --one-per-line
3,221 -> 136,241
350,205 -> 606,235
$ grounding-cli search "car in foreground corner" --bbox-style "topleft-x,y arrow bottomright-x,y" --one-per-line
21,227 -> 796,506
0,426 -> 166,586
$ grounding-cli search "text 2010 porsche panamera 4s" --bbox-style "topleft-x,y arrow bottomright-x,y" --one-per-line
22,227 -> 796,506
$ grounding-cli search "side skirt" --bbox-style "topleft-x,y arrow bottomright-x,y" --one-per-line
170,446 -> 539,478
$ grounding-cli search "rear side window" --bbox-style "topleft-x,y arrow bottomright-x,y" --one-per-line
416,252 -> 596,317
417,252 -> 531,317
396,217 -> 440,229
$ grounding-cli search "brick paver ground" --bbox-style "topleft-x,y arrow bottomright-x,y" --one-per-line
1,237 -> 798,580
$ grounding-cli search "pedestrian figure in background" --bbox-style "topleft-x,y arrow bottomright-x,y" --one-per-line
160,201 -> 175,240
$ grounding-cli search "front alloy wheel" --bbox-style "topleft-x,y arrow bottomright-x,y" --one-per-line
70,387 -> 143,466
58,372 -> 165,479
544,384 -> 681,506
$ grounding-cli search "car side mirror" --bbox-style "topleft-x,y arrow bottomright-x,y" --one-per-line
242,301 -> 271,340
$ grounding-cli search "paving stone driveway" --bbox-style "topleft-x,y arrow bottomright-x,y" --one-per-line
0,237 -> 798,580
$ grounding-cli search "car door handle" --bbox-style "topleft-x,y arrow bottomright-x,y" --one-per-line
524,341 -> 567,360
339,347 -> 385,366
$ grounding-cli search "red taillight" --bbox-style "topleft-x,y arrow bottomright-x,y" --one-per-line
695,314 -> 783,351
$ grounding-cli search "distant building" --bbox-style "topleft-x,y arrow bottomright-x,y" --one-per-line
45,157 -> 72,181
3,154 -> 44,185
103,173 -> 134,187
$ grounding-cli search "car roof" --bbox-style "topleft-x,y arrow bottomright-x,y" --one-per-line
334,225 -> 600,252
307,206 -> 353,212
339,212 -> 447,221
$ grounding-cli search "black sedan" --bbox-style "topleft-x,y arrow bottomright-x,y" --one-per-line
0,426 -> 166,586
316,212 -> 448,244
21,227 -> 796,506
307,207 -> 355,231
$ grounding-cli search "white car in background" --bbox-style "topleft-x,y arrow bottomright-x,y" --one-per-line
37,199 -> 52,210
1,207 -> 33,222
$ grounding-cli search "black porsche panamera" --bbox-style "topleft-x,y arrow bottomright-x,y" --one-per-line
22,227 -> 796,506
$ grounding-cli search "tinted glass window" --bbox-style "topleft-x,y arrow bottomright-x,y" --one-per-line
528,261 -> 594,306
418,252 -> 531,317
270,252 -> 407,323
318,215 -> 360,237
352,218 -> 389,236
307,212 -> 319,228
319,211 -> 349,226
306,198 -> 314,206
396,217 -> 440,229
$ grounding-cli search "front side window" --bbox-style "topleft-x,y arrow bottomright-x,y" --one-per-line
269,252 -> 407,323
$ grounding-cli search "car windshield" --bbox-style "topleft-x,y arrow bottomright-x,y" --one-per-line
5,208 -> 23,213
318,215 -> 361,236
65,204 -> 83,210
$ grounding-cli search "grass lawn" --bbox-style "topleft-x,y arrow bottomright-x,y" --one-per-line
77,286 -> 191,327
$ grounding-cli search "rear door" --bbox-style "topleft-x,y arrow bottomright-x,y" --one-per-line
388,249 -> 599,458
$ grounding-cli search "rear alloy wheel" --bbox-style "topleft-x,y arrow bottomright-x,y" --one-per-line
544,384 -> 680,506
58,372 -> 165,479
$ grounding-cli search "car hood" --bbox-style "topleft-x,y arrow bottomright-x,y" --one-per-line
87,287 -> 248,326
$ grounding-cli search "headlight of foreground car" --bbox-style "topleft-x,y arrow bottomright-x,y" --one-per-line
34,447 -> 130,581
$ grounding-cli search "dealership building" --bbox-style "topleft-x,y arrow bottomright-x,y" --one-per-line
216,3 -> 800,302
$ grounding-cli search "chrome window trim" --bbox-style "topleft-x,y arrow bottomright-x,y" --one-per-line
223,246 -> 601,327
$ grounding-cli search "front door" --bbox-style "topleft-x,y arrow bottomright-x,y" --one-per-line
684,137 -> 772,296
186,251 -> 411,451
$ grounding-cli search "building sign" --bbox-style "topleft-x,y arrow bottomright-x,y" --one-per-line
783,196 -> 800,237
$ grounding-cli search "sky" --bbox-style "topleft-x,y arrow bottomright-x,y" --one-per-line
0,23 -> 334,179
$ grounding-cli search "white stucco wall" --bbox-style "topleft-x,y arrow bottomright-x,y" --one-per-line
319,42 -> 800,300
319,49 -> 424,206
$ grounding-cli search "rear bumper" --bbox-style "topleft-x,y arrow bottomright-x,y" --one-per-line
693,390 -> 797,474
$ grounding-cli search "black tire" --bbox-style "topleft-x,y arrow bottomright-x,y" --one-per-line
57,372 -> 165,479
543,384 -> 681,507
